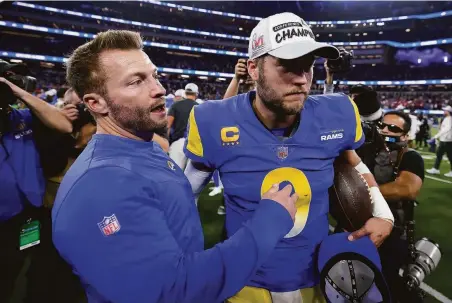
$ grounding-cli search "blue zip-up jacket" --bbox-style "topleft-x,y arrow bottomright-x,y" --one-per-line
52,134 -> 293,303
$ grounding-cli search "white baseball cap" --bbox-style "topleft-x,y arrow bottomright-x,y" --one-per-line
45,88 -> 57,97
185,83 -> 199,94
174,89 -> 185,98
443,105 -> 452,112
248,12 -> 340,60
165,93 -> 175,99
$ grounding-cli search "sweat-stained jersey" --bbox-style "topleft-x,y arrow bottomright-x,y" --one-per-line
184,91 -> 364,292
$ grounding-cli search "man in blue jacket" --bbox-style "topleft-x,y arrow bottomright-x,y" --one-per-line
52,30 -> 298,303
0,62 -> 73,302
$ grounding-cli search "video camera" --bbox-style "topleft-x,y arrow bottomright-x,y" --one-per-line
0,60 -> 37,109
400,201 -> 442,300
326,47 -> 354,74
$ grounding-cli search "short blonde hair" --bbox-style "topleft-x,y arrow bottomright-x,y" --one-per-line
66,30 -> 143,99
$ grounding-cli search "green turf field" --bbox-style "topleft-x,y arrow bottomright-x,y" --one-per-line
198,139 -> 452,302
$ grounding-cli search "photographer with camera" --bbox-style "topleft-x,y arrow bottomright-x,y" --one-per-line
372,111 -> 425,302
323,56 -> 439,301
323,47 -> 354,95
0,60 -> 72,302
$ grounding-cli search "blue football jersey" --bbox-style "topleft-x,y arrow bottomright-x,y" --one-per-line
184,91 -> 364,292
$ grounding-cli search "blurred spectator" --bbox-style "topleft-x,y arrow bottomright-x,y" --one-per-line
167,83 -> 199,170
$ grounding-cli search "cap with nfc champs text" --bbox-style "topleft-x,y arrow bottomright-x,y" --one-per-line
248,12 -> 340,61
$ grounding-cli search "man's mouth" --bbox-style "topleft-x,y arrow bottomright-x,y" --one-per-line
151,102 -> 166,113
286,92 -> 307,96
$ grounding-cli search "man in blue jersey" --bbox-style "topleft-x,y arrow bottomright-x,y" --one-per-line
52,30 -> 299,303
184,13 -> 394,303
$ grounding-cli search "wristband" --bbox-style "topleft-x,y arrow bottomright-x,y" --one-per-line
369,187 -> 394,224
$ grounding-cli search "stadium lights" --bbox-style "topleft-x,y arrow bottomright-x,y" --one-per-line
239,27 -> 243,31
4,20 -> 452,53
180,75 -> 190,78
198,76 -> 208,80
444,56 -> 449,63
329,34 -> 332,37
10,59 -> 23,63
379,31 -> 383,34
406,28 -> 411,32
363,33 -> 368,36
418,58 -> 422,64
140,0 -> 452,27
372,64 -> 376,66
3,49 -> 452,86
14,0 -> 452,35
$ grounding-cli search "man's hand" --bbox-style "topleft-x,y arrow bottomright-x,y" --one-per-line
262,184 -> 298,222
234,59 -> 248,80
61,104 -> 79,122
348,217 -> 393,247
324,61 -> 333,85
0,77 -> 27,99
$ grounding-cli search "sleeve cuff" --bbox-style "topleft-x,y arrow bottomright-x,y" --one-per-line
243,199 -> 294,255
184,148 -> 211,167
350,135 -> 365,151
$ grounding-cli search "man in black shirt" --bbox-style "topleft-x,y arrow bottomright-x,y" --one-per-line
167,83 -> 199,169
373,111 -> 424,302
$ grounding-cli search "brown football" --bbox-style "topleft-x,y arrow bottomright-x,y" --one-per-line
329,159 -> 373,232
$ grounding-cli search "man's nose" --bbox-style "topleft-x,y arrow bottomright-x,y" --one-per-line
151,81 -> 166,99
292,72 -> 308,86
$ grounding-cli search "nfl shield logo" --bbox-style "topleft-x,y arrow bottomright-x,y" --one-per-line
98,214 -> 121,236
277,146 -> 289,160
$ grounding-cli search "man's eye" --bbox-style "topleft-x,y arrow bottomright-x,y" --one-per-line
130,79 -> 143,85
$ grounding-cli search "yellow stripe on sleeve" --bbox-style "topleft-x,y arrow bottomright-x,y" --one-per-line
348,96 -> 363,143
186,108 -> 204,157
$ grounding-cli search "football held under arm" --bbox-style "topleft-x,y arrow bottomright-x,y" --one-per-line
342,150 -> 394,224
343,98 -> 393,223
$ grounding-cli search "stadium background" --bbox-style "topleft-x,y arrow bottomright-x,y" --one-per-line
1,1 -> 451,302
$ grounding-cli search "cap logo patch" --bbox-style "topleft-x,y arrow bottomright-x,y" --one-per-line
252,33 -> 265,51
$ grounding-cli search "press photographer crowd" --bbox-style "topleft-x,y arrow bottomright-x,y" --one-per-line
1,2 -> 452,303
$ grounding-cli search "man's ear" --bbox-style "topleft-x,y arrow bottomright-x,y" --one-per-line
247,59 -> 259,81
83,93 -> 108,115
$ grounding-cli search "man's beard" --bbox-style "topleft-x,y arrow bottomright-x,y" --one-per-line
256,69 -> 307,116
106,96 -> 166,135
